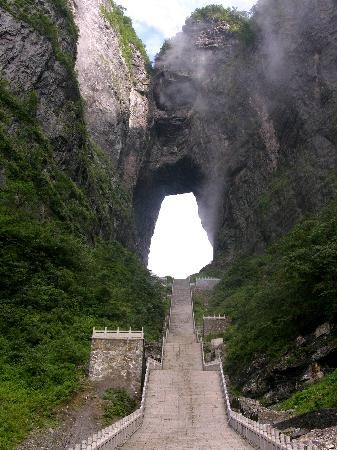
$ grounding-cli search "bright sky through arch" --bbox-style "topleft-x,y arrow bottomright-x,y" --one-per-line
118,0 -> 257,59
148,194 -> 213,278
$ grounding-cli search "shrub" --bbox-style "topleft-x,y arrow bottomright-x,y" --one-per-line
100,1 -> 150,72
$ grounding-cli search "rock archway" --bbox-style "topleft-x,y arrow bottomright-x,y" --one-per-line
133,156 -> 212,263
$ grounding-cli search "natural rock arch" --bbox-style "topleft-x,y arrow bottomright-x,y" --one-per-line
132,156 -> 212,263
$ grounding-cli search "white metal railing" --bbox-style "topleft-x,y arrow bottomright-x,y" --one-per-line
92,327 -> 144,339
68,357 -> 159,450
190,284 -> 319,450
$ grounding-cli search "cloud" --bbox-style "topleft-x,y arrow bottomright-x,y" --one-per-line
118,0 -> 257,59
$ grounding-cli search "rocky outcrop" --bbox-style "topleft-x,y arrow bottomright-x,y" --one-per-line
235,323 -> 337,404
133,0 -> 337,265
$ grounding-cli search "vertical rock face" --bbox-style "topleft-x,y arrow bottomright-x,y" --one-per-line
0,2 -> 82,170
134,0 -> 337,266
0,0 -> 152,246
133,20 -> 241,261
71,0 -> 151,186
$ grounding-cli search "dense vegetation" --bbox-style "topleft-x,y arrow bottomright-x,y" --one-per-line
191,5 -> 255,46
0,4 -> 162,445
209,199 -> 337,380
103,388 -> 137,425
0,77 -> 165,449
279,370 -> 337,414
100,0 -> 150,71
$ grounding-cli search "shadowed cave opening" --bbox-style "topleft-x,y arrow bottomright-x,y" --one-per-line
133,156 -> 214,272
148,193 -> 213,278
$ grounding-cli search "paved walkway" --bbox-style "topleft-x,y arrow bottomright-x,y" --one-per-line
121,279 -> 253,450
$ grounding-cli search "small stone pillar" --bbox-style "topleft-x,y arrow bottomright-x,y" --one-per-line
89,328 -> 144,398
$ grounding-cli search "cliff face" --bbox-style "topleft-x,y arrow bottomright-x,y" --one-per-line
3,0 -> 336,267
0,0 -> 151,246
0,1 -> 81,169
71,0 -> 151,187
133,0 -> 337,266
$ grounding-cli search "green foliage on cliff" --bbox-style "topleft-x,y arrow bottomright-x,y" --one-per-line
191,5 -> 255,45
0,0 -> 78,73
209,199 -> 337,379
100,1 -> 150,71
279,370 -> 337,414
0,66 -> 164,450
154,39 -> 173,62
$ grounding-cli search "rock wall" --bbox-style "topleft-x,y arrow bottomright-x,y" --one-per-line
195,278 -> 221,290
0,0 -> 152,246
71,0 -> 151,188
0,2 -> 82,170
133,0 -> 337,266
89,337 -> 144,398
203,316 -> 230,337
239,322 -> 337,404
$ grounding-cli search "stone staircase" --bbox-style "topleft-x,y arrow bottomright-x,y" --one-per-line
119,279 -> 253,450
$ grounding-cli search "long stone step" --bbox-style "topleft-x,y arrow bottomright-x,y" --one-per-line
163,342 -> 202,370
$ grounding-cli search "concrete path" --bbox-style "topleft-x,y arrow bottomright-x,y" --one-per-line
120,279 -> 253,450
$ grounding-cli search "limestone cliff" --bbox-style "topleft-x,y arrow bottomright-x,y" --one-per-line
133,0 -> 337,266
0,0 -> 151,246
71,0 -> 151,186
2,0 -> 336,265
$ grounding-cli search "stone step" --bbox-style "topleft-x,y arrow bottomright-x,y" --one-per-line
121,369 -> 252,450
163,342 -> 202,370
120,279 -> 253,450
166,334 -> 196,344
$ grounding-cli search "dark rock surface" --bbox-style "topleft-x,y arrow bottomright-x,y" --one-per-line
276,409 -> 337,432
133,0 -> 337,266
0,5 -> 82,169
235,323 -> 337,404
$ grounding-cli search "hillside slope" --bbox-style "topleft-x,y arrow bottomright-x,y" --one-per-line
0,1 -> 164,448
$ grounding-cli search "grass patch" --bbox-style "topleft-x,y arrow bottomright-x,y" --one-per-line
102,389 -> 137,425
279,371 -> 337,414
192,290 -> 211,326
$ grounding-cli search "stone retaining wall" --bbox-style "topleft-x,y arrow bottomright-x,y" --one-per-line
89,335 -> 144,397
203,315 -> 230,337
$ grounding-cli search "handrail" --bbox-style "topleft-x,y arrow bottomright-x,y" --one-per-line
92,327 -> 144,339
68,357 -> 159,450
195,276 -> 221,280
203,314 -> 226,319
190,282 -> 319,450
